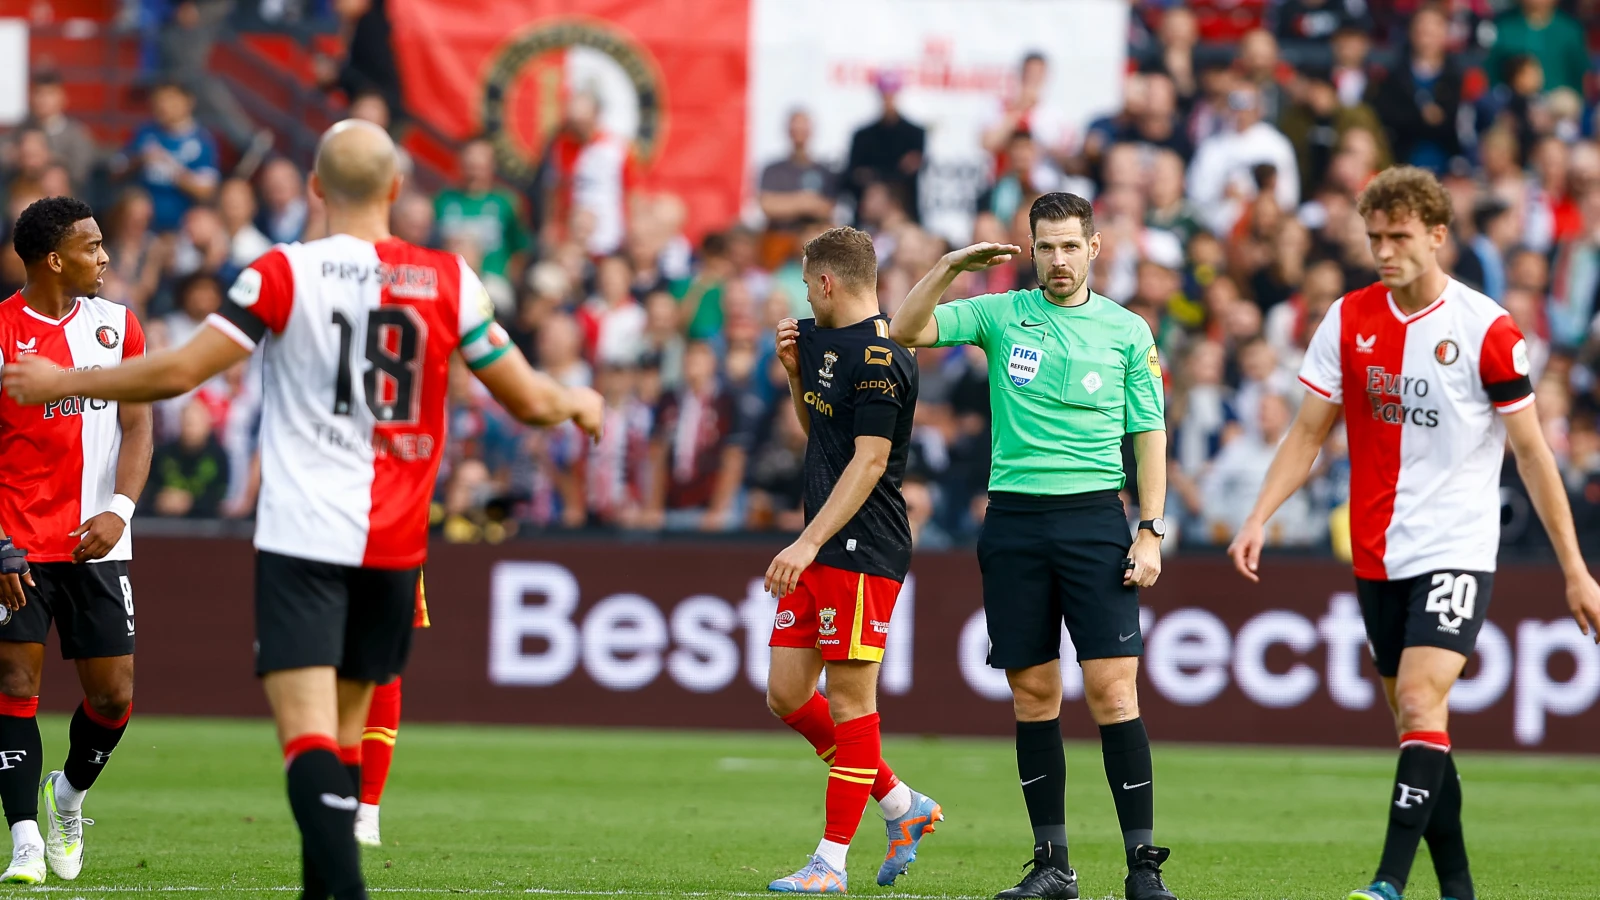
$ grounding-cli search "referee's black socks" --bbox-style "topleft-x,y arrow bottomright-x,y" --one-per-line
285,734 -> 367,900
1015,718 -> 1069,871
1099,718 -> 1155,857
0,695 -> 42,834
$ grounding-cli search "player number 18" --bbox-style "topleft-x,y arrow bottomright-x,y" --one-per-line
330,308 -> 424,423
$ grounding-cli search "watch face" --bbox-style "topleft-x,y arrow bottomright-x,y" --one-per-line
1147,518 -> 1167,536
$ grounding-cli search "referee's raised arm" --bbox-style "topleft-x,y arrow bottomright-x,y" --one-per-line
925,191 -> 1181,900
888,242 -> 1020,348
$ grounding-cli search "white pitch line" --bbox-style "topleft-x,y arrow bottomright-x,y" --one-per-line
16,887 -> 1005,899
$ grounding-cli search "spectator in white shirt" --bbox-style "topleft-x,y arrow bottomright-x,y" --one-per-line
981,52 -> 1075,172
1200,391 -> 1321,545
586,255 -> 648,368
1233,335 -> 1295,442
218,178 -> 272,270
1187,84 -> 1301,235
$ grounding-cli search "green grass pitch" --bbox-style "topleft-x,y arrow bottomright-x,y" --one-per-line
18,715 -> 1600,898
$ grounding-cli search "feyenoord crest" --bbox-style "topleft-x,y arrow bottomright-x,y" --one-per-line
0,605 -> 11,626
1008,344 -> 1041,386
480,20 -> 663,185
819,350 -> 838,381
1434,339 -> 1459,365
818,607 -> 838,636
96,326 -> 120,349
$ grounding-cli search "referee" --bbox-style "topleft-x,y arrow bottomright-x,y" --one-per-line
890,193 -> 1175,900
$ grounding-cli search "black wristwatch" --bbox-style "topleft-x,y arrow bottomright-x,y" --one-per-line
1138,518 -> 1167,539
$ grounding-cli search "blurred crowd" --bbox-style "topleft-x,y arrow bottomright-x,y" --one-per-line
6,0 -> 1600,556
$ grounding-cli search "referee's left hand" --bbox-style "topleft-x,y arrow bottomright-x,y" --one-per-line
765,538 -> 820,598
70,512 -> 125,563
1124,532 -> 1162,588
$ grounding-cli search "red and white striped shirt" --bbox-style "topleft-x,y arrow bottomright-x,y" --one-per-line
1299,278 -> 1534,581
212,235 -> 512,569
0,294 -> 145,562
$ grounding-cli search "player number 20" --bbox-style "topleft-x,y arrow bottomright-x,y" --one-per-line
330,308 -> 424,423
1424,572 -> 1476,622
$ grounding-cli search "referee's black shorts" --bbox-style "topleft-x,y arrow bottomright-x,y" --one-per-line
254,550 -> 418,681
977,489 -> 1142,668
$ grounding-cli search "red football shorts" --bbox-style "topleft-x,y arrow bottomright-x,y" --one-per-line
769,562 -> 901,662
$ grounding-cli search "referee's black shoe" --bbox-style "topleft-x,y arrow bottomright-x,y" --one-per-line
1125,845 -> 1177,900
995,859 -> 1078,900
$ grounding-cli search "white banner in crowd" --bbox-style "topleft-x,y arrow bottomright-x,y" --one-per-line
748,0 -> 1129,242
0,21 -> 27,127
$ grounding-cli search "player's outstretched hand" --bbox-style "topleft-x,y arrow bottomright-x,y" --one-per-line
70,511 -> 126,563
764,537 -> 820,599
0,539 -> 31,611
776,318 -> 801,377
570,386 -> 605,442
2,355 -> 69,406
945,242 -> 1023,273
1227,519 -> 1266,583
1564,568 -> 1600,643
1124,532 -> 1162,588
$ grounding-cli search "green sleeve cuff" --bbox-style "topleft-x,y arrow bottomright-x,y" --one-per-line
466,343 -> 512,371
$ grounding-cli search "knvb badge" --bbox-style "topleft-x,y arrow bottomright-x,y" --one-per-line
1009,344 -> 1041,387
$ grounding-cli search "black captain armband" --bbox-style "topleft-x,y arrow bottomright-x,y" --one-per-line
1485,375 -> 1534,405
216,299 -> 269,346
0,538 -> 28,577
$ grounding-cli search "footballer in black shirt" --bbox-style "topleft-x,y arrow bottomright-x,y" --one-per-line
761,227 -> 939,895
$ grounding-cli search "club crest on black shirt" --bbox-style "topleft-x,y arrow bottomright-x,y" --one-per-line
797,316 -> 919,581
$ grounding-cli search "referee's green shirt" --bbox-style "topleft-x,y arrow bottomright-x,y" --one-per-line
933,289 -> 1165,495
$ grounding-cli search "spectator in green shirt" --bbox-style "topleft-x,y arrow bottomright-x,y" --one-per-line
1487,0 -> 1591,95
434,138 -> 531,285
673,231 -> 733,341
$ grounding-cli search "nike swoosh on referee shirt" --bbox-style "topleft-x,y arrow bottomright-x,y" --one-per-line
1020,320 -> 1047,328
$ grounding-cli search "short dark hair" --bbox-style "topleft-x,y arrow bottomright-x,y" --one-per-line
1028,192 -> 1094,237
12,196 -> 94,266
175,271 -> 222,307
699,230 -> 728,258
1357,165 -> 1453,228
1022,52 -> 1046,68
150,80 -> 191,97
1472,197 -> 1511,234
803,226 -> 878,289
1502,54 -> 1539,84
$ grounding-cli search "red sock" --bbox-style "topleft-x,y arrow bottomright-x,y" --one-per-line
780,692 -> 900,801
360,677 -> 403,806
282,733 -> 338,767
824,713 -> 881,844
